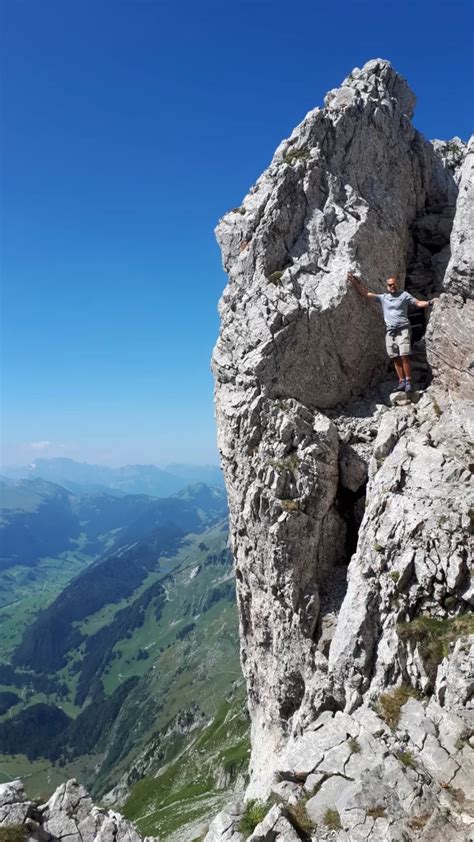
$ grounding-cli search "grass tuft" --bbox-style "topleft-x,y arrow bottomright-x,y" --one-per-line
395,749 -> 417,769
0,828 -> 29,842
269,454 -> 300,475
287,801 -> 315,833
323,808 -> 342,830
376,685 -> 419,729
267,271 -> 284,284
348,737 -> 361,753
397,614 -> 474,684
367,806 -> 386,819
283,147 -> 311,166
239,800 -> 269,836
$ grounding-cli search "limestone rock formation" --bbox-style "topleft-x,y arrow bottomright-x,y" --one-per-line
440,137 -> 474,300
210,58 -> 473,840
0,779 -> 158,842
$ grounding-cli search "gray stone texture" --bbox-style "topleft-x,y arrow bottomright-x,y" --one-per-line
440,137 -> 474,300
204,801 -> 245,842
211,59 -> 473,840
0,779 -> 158,842
247,804 -> 301,842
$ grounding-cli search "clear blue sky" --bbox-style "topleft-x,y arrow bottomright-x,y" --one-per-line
2,0 -> 473,467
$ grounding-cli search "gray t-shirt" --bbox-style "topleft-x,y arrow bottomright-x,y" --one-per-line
375,291 -> 416,329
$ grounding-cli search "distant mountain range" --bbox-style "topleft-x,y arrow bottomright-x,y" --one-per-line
1,457 -> 224,497
0,477 -> 223,571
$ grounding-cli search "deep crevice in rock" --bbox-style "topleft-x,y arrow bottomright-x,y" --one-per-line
336,482 -> 367,561
314,479 -> 367,656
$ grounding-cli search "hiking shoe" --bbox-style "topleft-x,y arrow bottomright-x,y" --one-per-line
395,381 -> 406,392
405,381 -> 414,393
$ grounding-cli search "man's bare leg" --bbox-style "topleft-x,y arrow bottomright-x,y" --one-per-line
401,355 -> 412,382
394,357 -> 404,383
401,355 -> 413,392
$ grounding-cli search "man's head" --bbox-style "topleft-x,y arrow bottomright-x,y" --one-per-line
386,276 -> 398,294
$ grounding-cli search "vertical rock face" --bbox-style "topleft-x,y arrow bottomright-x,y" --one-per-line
327,136 -> 473,710
440,138 -> 474,300
214,59 -> 430,411
212,56 -> 474,827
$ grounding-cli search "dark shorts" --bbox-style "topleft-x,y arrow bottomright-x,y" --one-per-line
385,327 -> 411,358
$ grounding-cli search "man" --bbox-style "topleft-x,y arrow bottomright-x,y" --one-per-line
347,272 -> 434,393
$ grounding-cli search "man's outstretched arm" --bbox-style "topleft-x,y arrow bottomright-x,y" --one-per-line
414,298 -> 435,308
347,271 -> 379,299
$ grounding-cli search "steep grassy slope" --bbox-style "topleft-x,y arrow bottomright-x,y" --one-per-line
88,522 -> 242,795
122,693 -> 249,840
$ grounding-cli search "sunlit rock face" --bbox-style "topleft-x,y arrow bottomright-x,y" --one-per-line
212,58 -> 473,838
214,59 -> 431,411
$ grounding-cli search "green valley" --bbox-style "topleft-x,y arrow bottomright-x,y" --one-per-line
0,479 -> 248,840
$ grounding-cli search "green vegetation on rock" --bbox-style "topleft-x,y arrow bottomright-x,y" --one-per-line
283,147 -> 311,165
269,454 -> 300,473
0,826 -> 29,842
324,808 -> 342,830
376,685 -> 419,729
287,800 -> 315,834
267,271 -> 283,284
366,806 -> 386,819
239,799 -> 269,836
280,499 -> 300,512
348,736 -> 361,753
395,749 -> 417,769
397,614 -> 474,683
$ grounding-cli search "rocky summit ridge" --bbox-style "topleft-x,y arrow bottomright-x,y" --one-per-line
210,59 -> 473,840
0,779 -> 158,842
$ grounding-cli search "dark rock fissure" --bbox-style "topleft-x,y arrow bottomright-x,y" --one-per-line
313,479 -> 366,656
336,482 -> 367,562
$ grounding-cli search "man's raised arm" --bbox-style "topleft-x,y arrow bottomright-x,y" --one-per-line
347,271 -> 379,299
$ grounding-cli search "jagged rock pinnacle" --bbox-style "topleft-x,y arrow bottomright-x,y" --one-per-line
211,58 -> 473,839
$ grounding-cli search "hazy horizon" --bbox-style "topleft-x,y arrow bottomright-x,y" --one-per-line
1,454 -> 222,472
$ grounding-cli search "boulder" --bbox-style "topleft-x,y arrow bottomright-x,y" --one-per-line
247,804 -> 301,842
